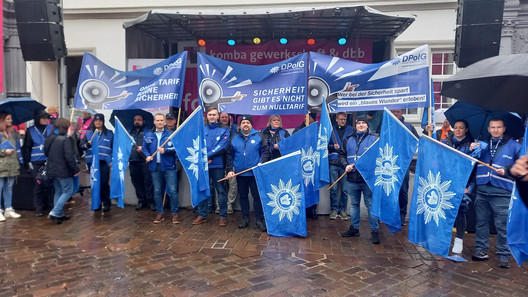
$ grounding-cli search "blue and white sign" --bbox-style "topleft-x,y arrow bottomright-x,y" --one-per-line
74,52 -> 187,110
197,52 -> 308,115
309,45 -> 430,112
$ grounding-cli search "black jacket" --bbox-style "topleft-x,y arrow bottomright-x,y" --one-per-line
261,127 -> 290,160
129,126 -> 147,162
44,134 -> 80,178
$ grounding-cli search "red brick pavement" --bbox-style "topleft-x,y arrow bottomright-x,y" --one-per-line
0,196 -> 527,296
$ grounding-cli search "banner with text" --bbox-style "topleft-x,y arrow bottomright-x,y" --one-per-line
309,45 -> 430,112
197,52 -> 308,115
74,52 -> 187,110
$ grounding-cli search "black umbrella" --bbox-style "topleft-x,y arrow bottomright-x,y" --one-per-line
0,97 -> 46,125
440,54 -> 528,114
110,109 -> 154,131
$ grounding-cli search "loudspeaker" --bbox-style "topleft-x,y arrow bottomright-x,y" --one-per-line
454,0 -> 504,68
14,0 -> 67,61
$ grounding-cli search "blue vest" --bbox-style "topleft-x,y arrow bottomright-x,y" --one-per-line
345,133 -> 377,167
329,125 -> 354,161
476,138 -> 520,192
85,129 -> 114,165
28,125 -> 52,162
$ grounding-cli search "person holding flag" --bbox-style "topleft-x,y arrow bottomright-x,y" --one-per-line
143,113 -> 180,224
261,115 -> 290,160
80,113 -> 114,212
328,112 -> 354,221
472,117 -> 521,268
339,115 -> 380,244
226,115 -> 270,231
192,107 -> 230,226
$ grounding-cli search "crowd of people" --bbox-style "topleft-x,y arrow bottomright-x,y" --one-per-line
0,106 -> 526,270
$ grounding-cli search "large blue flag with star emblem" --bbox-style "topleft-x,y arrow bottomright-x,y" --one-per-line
507,124 -> 528,266
278,122 -> 320,207
110,117 -> 135,208
355,109 -> 418,233
317,102 -> 332,188
74,52 -> 187,110
253,151 -> 306,237
408,136 -> 475,257
174,106 -> 210,207
90,132 -> 101,210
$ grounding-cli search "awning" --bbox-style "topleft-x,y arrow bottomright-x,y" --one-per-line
123,5 -> 415,43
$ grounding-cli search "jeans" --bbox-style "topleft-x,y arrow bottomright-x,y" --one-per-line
475,184 -> 511,256
49,177 -> 74,217
151,164 -> 178,215
129,161 -> 154,206
209,168 -> 228,218
345,181 -> 379,231
329,164 -> 347,212
0,177 -> 15,209
237,175 -> 263,221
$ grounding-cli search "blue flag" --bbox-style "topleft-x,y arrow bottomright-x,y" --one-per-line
317,102 -> 332,187
197,52 -> 308,115
253,151 -> 306,237
507,125 -> 528,266
277,123 -> 319,207
309,45 -> 430,113
408,136 -> 475,257
74,52 -> 187,110
355,109 -> 418,233
90,132 -> 101,210
174,106 -> 210,207
110,117 -> 135,208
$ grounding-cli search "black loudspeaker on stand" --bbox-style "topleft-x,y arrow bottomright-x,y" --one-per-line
454,0 -> 505,68
14,0 -> 67,61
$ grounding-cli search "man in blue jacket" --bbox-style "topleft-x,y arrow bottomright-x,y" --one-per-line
328,112 -> 354,221
226,115 -> 270,231
193,107 -> 230,226
143,113 -> 180,224
472,118 -> 521,269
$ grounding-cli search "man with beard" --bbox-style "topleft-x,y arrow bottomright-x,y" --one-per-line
22,110 -> 53,216
129,114 -> 154,210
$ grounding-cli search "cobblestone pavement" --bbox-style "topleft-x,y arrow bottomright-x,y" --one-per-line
1,196 -> 527,297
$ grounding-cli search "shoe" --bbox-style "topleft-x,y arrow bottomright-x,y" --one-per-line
172,214 -> 181,224
4,208 -> 21,219
238,217 -> 250,228
227,205 -> 233,214
102,204 -> 111,212
342,226 -> 360,237
215,208 -> 220,214
452,238 -> 463,254
329,210 -> 338,220
135,203 -> 143,210
93,207 -> 102,212
338,211 -> 349,220
471,251 -> 489,261
371,230 -> 380,244
498,255 -> 510,269
48,214 -> 63,224
219,218 -> 227,227
192,217 -> 207,225
401,215 -> 407,226
0,211 -> 5,222
35,212 -> 45,217
58,216 -> 70,221
153,214 -> 165,224
256,220 -> 267,232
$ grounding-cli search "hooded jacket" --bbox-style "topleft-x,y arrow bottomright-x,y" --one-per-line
44,133 -> 80,178
205,122 -> 230,169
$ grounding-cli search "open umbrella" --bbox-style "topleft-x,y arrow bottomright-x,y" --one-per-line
0,97 -> 46,125
110,109 -> 154,131
440,54 -> 528,115
444,101 -> 523,141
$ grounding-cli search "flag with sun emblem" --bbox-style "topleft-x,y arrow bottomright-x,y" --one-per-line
253,151 -> 306,237
317,101 -> 332,187
278,122 -> 320,207
110,117 -> 135,208
356,109 -> 418,233
507,124 -> 528,267
408,136 -> 475,257
174,106 -> 210,207
90,132 -> 101,211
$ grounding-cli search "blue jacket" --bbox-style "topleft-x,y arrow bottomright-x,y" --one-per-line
338,130 -> 378,182
142,128 -> 177,172
328,124 -> 354,162
83,129 -> 113,165
27,124 -> 53,162
476,136 -> 521,192
226,129 -> 270,177
443,134 -> 478,194
205,122 -> 230,169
